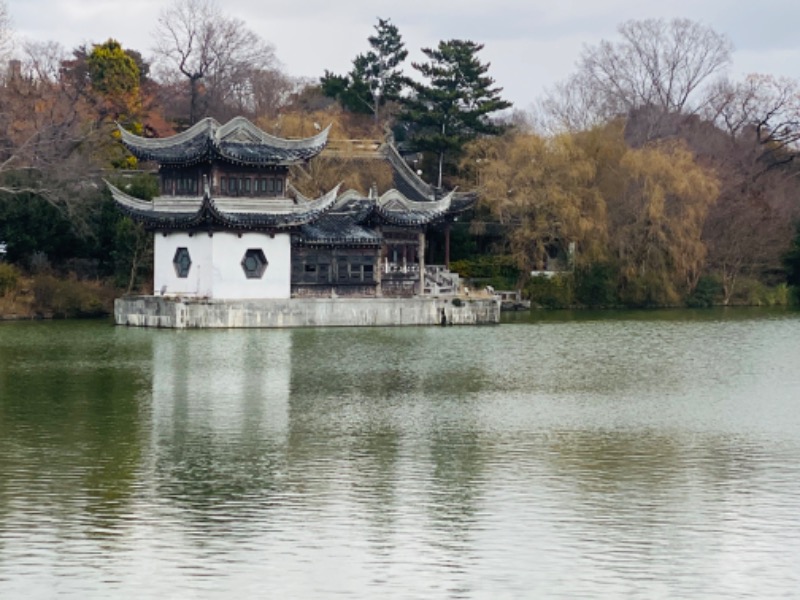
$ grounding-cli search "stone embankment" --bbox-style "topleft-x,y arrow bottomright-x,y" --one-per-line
115,296 -> 501,328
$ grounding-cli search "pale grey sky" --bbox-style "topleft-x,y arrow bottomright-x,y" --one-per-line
7,0 -> 800,110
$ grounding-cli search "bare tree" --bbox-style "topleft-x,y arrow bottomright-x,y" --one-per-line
535,71 -> 611,134
152,0 -> 279,124
0,0 -> 12,65
539,18 -> 732,134
707,74 -> 800,171
0,34 -> 130,231
692,75 -> 800,301
19,40 -> 68,84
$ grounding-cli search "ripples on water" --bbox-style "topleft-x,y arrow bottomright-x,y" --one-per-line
1,310 -> 800,598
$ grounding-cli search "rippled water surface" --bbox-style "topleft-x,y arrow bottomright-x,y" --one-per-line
2,309 -> 800,599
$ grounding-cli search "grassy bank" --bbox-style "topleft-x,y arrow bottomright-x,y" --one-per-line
0,264 -> 117,320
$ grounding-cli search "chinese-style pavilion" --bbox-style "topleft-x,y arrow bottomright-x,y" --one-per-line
108,116 -> 474,301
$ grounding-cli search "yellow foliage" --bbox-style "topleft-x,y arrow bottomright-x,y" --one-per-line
464,121 -> 720,304
614,139 -> 720,301
466,131 -> 608,271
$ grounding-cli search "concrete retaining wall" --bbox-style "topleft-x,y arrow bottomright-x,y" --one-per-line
115,296 -> 500,329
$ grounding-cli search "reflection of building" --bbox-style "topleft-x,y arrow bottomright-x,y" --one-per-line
151,330 -> 291,440
110,117 -> 500,327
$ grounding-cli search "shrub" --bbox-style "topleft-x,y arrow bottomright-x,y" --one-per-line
0,263 -> 20,296
618,272 -> 680,308
686,275 -> 724,308
725,277 -> 789,306
450,255 -> 520,290
773,283 -> 791,306
574,263 -> 618,307
524,274 -> 574,308
32,275 -> 110,318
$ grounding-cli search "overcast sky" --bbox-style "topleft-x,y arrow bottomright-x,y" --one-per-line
7,0 -> 800,111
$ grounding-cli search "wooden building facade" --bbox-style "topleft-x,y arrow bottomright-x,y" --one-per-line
107,117 -> 473,300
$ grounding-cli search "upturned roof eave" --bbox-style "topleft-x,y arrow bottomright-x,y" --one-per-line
117,118 -> 331,166
105,180 -> 341,231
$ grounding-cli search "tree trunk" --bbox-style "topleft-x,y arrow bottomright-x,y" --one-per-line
189,75 -> 203,125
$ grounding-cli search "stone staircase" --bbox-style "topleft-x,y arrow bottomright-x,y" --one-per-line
423,265 -> 460,295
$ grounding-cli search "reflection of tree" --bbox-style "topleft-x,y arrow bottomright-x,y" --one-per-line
548,431 -> 683,490
543,429 -> 769,554
285,327 -> 492,579
428,430 -> 487,535
0,322 -> 148,538
288,328 -> 488,401
348,429 -> 401,541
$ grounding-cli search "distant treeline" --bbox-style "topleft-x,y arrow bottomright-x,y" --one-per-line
1,2 -> 799,308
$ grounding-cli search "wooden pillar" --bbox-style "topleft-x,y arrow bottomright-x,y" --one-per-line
444,222 -> 451,269
375,248 -> 382,297
418,231 -> 426,295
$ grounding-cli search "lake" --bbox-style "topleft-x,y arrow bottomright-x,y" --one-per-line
1,309 -> 800,598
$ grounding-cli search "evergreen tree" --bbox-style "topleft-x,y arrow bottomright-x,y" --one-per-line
398,39 -> 511,188
321,18 -> 408,122
87,39 -> 140,99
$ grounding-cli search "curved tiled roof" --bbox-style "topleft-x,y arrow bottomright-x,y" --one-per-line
118,117 -> 330,166
330,186 -> 474,228
297,213 -> 383,247
105,180 -> 340,231
374,189 -> 455,226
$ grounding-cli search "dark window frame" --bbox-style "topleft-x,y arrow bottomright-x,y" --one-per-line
173,247 -> 192,278
241,248 -> 268,279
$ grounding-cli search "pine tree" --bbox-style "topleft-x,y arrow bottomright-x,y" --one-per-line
398,39 -> 511,188
321,18 -> 408,122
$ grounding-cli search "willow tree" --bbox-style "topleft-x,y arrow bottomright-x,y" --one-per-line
610,141 -> 720,305
467,132 -> 608,272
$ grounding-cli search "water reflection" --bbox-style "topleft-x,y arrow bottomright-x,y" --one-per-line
148,329 -> 292,524
2,313 -> 800,599
0,322 -> 151,597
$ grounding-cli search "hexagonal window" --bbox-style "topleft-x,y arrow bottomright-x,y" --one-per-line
241,248 -> 268,279
173,247 -> 192,278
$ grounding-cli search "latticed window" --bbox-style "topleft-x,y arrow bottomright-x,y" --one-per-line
241,249 -> 268,279
173,247 -> 192,278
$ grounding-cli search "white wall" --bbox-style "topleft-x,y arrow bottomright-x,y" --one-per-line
153,231 -> 291,299
154,233 -> 213,296
211,232 -> 291,299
